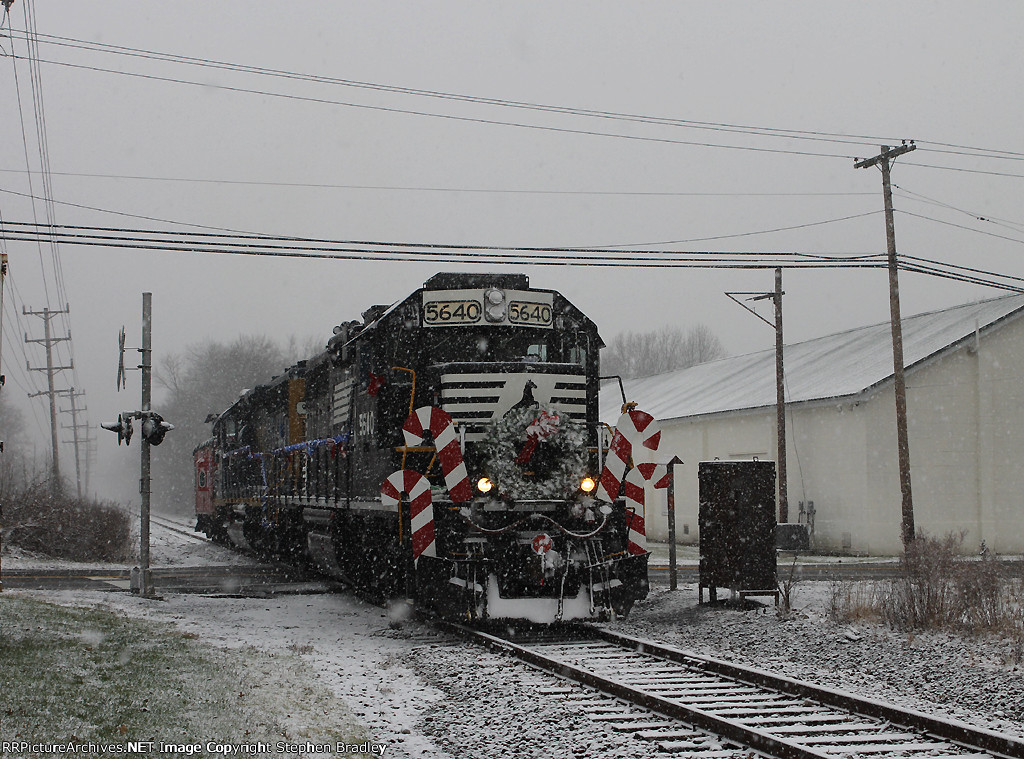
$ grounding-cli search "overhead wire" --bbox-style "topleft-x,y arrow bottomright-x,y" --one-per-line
9,28 -> 1024,171
4,53 -> 865,160
1,30 -> 905,150
893,185 -> 1024,234
897,209 -> 1024,247
22,1 -> 73,370
10,28 -> 1024,166
0,168 -> 878,198
3,220 -> 1021,292
598,210 -> 882,249
7,219 -> 1023,292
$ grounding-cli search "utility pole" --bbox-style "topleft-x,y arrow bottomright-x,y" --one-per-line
139,292 -> 153,596
59,387 -> 88,498
102,293 -> 172,597
856,142 -> 917,549
725,272 -> 788,523
24,304 -> 72,495
773,268 -> 787,523
0,253 -> 7,592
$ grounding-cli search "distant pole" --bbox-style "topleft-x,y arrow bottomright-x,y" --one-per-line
666,456 -> 683,591
140,292 -> 153,596
774,269 -> 788,523
24,304 -> 72,496
58,387 -> 87,499
855,142 -> 917,549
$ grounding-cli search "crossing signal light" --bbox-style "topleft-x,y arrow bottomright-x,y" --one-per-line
101,414 -> 134,446
141,413 -> 174,446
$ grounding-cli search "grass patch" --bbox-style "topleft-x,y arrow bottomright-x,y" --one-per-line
0,595 -> 366,753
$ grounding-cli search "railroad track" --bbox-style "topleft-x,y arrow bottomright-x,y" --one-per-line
149,513 -> 211,544
445,623 -> 1024,758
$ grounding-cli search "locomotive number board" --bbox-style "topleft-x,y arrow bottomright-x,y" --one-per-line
422,289 -> 553,328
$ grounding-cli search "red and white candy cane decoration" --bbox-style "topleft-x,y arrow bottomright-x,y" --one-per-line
402,406 -> 473,503
622,468 -> 649,555
381,469 -> 436,562
596,409 -> 663,503
597,409 -> 670,556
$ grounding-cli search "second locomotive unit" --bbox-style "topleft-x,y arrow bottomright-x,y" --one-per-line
195,272 -> 661,623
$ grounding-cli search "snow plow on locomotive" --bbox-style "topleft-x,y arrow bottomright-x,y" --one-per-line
194,273 -> 668,623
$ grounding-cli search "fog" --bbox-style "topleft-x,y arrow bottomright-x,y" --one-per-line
1,2 -> 1021,505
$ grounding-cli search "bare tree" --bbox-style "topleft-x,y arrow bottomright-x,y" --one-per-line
152,333 -> 321,514
0,393 -> 29,497
601,323 -> 726,379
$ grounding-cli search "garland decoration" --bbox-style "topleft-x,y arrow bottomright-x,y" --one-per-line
483,403 -> 587,500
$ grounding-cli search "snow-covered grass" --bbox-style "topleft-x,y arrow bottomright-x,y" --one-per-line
0,594 -> 366,755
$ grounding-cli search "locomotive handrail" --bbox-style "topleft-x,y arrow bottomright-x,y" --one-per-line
459,511 -> 609,540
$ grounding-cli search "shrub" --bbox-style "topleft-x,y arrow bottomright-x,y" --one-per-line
2,480 -> 132,562
830,532 -> 1024,645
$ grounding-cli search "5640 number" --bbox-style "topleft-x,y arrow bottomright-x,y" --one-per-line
508,301 -> 553,326
424,300 -> 482,325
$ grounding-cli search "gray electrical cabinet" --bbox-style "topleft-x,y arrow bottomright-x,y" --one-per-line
698,460 -> 778,604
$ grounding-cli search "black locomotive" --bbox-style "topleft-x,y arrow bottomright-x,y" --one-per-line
195,272 -> 654,622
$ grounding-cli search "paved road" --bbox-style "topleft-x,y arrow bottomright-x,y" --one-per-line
5,558 -> 1019,594
0,564 -> 342,596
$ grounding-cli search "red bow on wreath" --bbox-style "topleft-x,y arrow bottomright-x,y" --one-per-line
516,410 -> 561,465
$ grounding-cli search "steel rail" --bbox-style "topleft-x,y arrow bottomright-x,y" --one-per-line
443,622 -> 835,759
443,621 -> 1024,758
590,626 -> 1024,758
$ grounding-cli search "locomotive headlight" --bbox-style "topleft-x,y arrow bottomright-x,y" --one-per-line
477,477 -> 494,494
484,287 -> 506,322
580,476 -> 596,493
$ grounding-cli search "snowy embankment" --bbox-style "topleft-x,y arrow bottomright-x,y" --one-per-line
4,515 -> 1023,758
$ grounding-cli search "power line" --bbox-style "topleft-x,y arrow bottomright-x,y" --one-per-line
0,168 -> 877,198
7,53 -> 864,161
4,219 -> 1022,292
902,161 -> 1024,180
8,29 -> 1024,166
2,29 -> 905,150
0,185 -> 257,234
893,184 -> 1024,234
599,211 -> 882,249
897,209 -> 1024,247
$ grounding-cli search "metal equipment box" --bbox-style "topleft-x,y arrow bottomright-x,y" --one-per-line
698,460 -> 777,603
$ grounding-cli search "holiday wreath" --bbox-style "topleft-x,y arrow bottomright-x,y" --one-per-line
483,403 -> 588,500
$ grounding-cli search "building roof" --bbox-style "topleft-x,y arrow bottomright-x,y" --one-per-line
603,294 -> 1024,423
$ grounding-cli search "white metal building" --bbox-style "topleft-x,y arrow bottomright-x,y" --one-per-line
603,294 -> 1024,555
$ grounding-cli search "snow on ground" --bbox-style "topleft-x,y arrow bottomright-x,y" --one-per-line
6,518 -> 1024,757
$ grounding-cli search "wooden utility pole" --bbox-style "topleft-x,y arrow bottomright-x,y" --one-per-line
0,253 -> 7,592
59,387 -> 87,499
773,269 -> 788,523
725,274 -> 787,523
140,292 -> 154,596
24,304 -> 72,494
855,142 -> 917,548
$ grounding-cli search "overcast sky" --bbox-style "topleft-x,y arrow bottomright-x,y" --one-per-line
2,2 -> 1023,501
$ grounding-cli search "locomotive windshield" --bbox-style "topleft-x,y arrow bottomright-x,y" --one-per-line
422,327 -> 589,366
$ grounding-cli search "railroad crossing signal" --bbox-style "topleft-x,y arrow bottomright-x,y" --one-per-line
101,413 -> 133,446
101,410 -> 173,446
